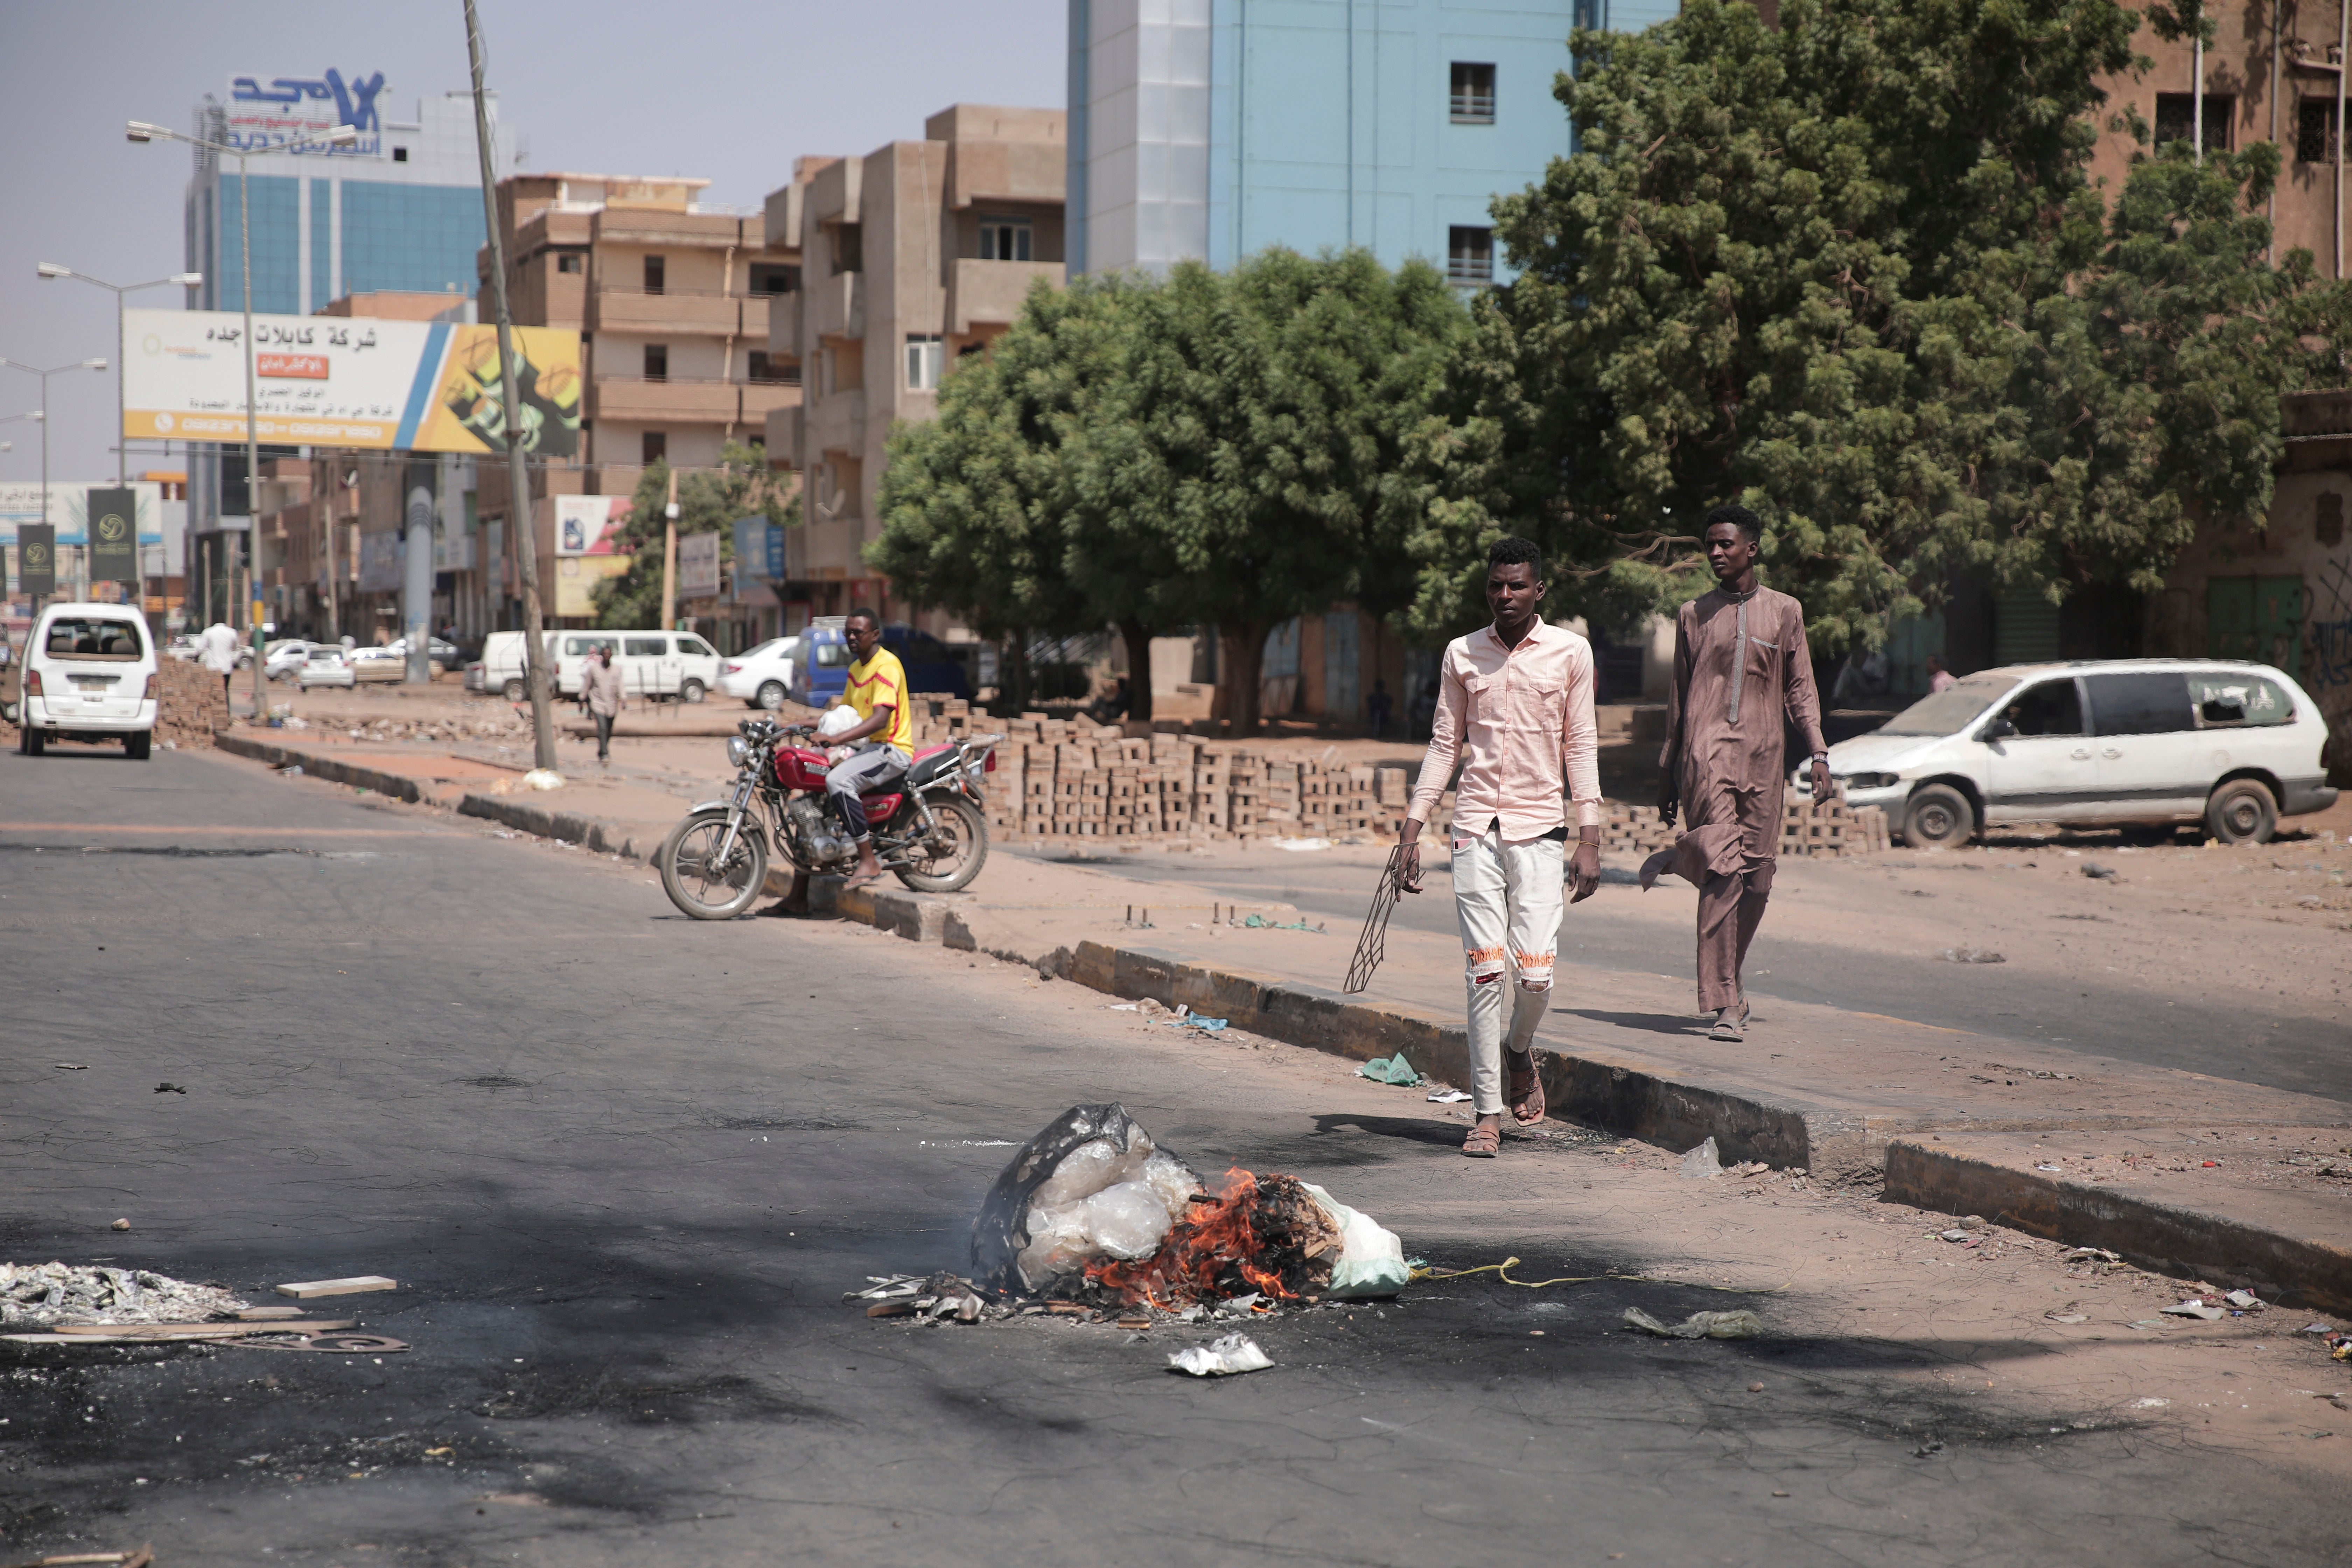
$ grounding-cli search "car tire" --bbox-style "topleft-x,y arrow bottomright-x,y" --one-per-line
504,678 -> 527,702
1902,783 -> 1974,849
126,731 -> 151,761
757,681 -> 786,712
2205,778 -> 2277,845
682,678 -> 706,705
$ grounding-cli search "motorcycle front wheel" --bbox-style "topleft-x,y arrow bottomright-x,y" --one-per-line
894,796 -> 988,893
659,806 -> 770,920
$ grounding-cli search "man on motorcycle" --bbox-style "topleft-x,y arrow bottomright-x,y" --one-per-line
820,609 -> 913,889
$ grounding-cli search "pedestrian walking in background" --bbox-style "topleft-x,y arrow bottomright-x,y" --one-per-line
1927,653 -> 1955,693
1364,678 -> 1393,740
1647,503 -> 1830,1042
1398,537 -> 1603,1157
197,620 -> 240,723
584,644 -> 625,765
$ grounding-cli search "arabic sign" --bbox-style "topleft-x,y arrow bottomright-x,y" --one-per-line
0,482 -> 165,547
124,309 -> 583,456
679,531 -> 721,598
227,69 -> 387,158
87,489 -> 139,584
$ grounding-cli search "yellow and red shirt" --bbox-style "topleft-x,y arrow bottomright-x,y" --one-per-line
844,644 -> 913,754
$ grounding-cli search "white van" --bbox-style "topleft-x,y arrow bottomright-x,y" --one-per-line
1802,659 -> 2339,848
10,602 -> 160,759
467,629 -> 722,703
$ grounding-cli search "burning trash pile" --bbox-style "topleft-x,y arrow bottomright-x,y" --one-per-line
0,1262 -> 247,1328
966,1105 -> 1408,1314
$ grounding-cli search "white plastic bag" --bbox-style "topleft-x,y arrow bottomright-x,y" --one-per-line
1168,1332 -> 1273,1377
1080,1180 -> 1174,1261
1301,1182 -> 1409,1298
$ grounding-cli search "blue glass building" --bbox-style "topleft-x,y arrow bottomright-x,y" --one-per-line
1066,0 -> 1676,282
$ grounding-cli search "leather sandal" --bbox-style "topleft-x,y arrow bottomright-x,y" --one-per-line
1507,1050 -> 1546,1125
1708,1001 -> 1751,1042
1461,1120 -> 1501,1158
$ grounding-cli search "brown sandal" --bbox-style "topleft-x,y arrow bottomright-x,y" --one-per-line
1462,1120 -> 1500,1158
1507,1050 -> 1546,1126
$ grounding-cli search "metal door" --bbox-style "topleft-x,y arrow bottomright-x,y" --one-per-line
1981,677 -> 2098,822
2208,576 -> 2306,677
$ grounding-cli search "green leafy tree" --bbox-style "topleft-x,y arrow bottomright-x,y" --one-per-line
1412,0 -> 2351,654
1068,248 -> 1464,732
869,278 -> 1125,710
594,442 -> 795,629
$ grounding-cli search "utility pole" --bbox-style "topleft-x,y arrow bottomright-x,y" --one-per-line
464,0 -> 557,771
661,464 -> 679,631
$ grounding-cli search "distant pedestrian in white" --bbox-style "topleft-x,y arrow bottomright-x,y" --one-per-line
198,621 -> 241,719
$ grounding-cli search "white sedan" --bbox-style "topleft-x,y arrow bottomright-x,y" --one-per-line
296,648 -> 356,688
719,637 -> 802,710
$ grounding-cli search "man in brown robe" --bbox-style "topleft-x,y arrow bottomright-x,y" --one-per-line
1646,504 -> 1830,1041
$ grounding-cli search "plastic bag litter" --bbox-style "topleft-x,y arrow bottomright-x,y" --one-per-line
969,1105 -> 1205,1292
1168,1332 -> 1273,1376
1301,1182 -> 1410,1298
1621,1306 -> 1761,1340
1357,1053 -> 1422,1086
1679,1137 -> 1723,1180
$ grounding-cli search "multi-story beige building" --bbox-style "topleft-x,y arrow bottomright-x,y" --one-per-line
468,172 -> 803,633
762,105 -> 1065,620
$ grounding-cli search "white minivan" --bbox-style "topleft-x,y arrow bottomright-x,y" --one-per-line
1801,659 -> 2339,847
467,629 -> 722,703
9,602 -> 160,759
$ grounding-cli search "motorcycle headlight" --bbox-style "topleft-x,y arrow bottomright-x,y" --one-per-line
727,735 -> 752,768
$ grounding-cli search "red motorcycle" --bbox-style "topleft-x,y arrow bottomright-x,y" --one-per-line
657,716 -> 1001,920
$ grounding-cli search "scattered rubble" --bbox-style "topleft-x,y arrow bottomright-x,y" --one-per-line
0,1262 -> 246,1328
1620,1306 -> 1762,1340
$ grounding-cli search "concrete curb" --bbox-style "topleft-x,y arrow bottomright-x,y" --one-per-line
1883,1139 -> 2352,1313
214,732 -> 445,806
455,793 -> 651,859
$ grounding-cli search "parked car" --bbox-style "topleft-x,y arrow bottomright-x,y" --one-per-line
9,602 -> 159,758
470,630 -> 560,701
296,646 -> 356,689
719,636 -> 803,710
348,645 -> 406,684
263,639 -> 321,681
1797,658 -> 2338,848
791,621 -> 973,707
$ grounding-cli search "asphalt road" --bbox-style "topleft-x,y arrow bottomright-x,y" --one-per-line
1,744 -> 2340,1564
1024,849 -> 2352,1102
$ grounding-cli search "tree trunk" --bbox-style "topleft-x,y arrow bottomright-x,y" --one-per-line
1220,619 -> 1270,736
1117,618 -> 1154,723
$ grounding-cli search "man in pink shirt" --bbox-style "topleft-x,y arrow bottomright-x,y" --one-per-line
1399,537 -> 1602,1157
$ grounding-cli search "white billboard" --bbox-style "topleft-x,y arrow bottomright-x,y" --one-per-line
226,69 -> 388,159
679,531 -> 721,598
122,309 -> 583,456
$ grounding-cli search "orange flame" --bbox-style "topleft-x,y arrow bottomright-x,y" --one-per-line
1086,1168 -> 1303,1306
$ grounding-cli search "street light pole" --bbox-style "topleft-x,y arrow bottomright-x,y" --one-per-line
36,265 -> 204,485
130,118 -> 355,722
0,358 -> 108,601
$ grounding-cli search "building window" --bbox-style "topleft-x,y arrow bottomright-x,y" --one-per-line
556,252 -> 584,274
979,216 -> 1033,261
2154,93 -> 2234,155
1447,226 -> 1495,285
2300,98 -> 2339,164
831,223 -> 862,275
905,334 -> 944,391
643,255 -> 666,294
1451,63 -> 1496,125
642,431 -> 667,465
749,262 -> 800,295
644,344 -> 669,382
392,147 -> 408,163
748,350 -> 797,385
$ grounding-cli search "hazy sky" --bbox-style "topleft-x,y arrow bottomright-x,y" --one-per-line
0,0 -> 1066,485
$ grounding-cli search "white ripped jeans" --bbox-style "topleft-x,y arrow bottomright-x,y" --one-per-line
1450,823 -> 1564,1115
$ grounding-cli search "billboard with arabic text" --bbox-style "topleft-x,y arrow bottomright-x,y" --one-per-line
123,309 -> 582,457
226,69 -> 388,158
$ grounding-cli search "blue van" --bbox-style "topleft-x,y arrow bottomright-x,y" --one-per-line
791,621 -> 974,707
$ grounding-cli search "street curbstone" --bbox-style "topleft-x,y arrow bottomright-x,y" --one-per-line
215,732 -> 434,804
455,793 -> 643,859
1884,1138 -> 2352,1312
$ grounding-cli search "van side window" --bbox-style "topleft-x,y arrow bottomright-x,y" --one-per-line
566,636 -> 617,658
814,642 -> 848,668
624,638 -> 667,658
2189,673 -> 2293,727
678,636 -> 716,657
2086,671 -> 2193,736
2003,680 -> 2082,736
